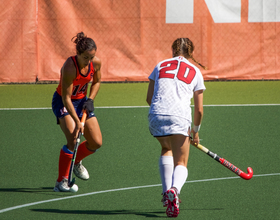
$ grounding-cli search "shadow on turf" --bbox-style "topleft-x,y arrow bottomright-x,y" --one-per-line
0,187 -> 65,196
31,207 -> 224,217
0,187 -> 53,193
31,209 -> 164,218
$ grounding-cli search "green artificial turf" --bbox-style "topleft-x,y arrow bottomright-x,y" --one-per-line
0,82 -> 279,219
0,81 -> 279,108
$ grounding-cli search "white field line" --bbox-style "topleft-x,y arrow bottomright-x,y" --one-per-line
0,103 -> 280,111
0,172 -> 279,214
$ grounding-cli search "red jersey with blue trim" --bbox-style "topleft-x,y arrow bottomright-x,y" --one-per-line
56,56 -> 94,99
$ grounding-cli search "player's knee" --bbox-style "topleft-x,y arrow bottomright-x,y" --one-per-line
94,139 -> 102,149
88,138 -> 102,151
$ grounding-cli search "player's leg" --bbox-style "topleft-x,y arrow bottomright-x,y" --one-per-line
156,136 -> 174,206
148,114 -> 175,206
59,114 -> 76,150
82,116 -> 102,151
157,136 -> 174,192
54,115 -> 77,191
58,114 -> 76,181
165,135 -> 190,217
75,116 -> 102,163
170,134 -> 190,193
72,116 -> 102,180
52,91 -> 80,191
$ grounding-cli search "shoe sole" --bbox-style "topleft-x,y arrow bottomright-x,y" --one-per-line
53,187 -> 60,192
166,189 -> 179,217
73,173 -> 89,180
53,186 -> 78,192
53,183 -> 77,192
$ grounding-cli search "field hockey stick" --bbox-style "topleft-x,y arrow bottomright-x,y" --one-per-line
68,110 -> 87,187
191,138 -> 253,180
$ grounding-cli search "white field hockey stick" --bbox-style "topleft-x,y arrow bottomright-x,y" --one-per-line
191,139 -> 253,180
68,110 -> 87,187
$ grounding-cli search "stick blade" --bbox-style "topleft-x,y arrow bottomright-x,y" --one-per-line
240,167 -> 253,180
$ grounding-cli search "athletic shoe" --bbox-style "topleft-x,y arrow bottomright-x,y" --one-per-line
73,161 -> 89,180
166,187 -> 180,217
161,192 -> 168,207
53,178 -> 78,192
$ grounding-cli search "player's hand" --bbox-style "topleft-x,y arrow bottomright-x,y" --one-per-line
74,121 -> 84,138
83,98 -> 94,114
190,129 -> 200,146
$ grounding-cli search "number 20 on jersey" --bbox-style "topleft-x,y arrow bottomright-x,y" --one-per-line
159,60 -> 196,84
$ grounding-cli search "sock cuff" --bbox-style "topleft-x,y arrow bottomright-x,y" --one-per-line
74,141 -> 95,164
175,165 -> 188,173
62,145 -> 73,155
159,156 -> 173,165
79,141 -> 96,153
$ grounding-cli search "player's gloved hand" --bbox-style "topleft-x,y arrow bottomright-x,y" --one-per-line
83,98 -> 94,114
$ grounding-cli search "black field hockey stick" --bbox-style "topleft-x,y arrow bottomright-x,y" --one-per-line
68,110 -> 87,187
191,138 -> 253,180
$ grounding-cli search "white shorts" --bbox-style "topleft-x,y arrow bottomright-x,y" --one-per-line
148,114 -> 191,137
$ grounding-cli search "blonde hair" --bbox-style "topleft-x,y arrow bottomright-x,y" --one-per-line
172,38 -> 206,69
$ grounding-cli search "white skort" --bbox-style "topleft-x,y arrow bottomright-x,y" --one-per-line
148,114 -> 191,137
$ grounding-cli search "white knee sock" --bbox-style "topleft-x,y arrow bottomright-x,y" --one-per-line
172,165 -> 188,194
159,156 -> 174,193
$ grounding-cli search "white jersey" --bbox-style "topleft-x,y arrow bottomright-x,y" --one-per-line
148,56 -> 206,122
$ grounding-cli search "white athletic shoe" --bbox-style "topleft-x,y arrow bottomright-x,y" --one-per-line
166,187 -> 180,217
53,178 -> 78,192
73,161 -> 89,180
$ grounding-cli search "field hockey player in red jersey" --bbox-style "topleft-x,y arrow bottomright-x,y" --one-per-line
52,32 -> 102,192
146,38 -> 206,217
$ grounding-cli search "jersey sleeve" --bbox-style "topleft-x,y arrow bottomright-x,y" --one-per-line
148,66 -> 158,81
194,70 -> 206,92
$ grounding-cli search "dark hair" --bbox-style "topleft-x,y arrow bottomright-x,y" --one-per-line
71,32 -> 97,54
172,38 -> 206,69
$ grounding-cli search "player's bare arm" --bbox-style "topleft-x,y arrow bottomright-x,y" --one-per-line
88,57 -> 101,100
146,79 -> 155,106
191,89 -> 204,145
193,90 -> 204,125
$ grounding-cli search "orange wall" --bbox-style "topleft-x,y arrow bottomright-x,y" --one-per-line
0,0 -> 279,83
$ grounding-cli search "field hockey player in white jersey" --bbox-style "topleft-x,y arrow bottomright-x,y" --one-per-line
146,38 -> 206,218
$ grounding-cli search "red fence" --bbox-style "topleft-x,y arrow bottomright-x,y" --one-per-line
0,0 -> 279,83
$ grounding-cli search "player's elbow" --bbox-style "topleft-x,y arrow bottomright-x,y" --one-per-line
195,106 -> 204,118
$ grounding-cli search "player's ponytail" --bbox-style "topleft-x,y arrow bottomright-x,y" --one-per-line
72,32 -> 97,55
172,38 -> 207,70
